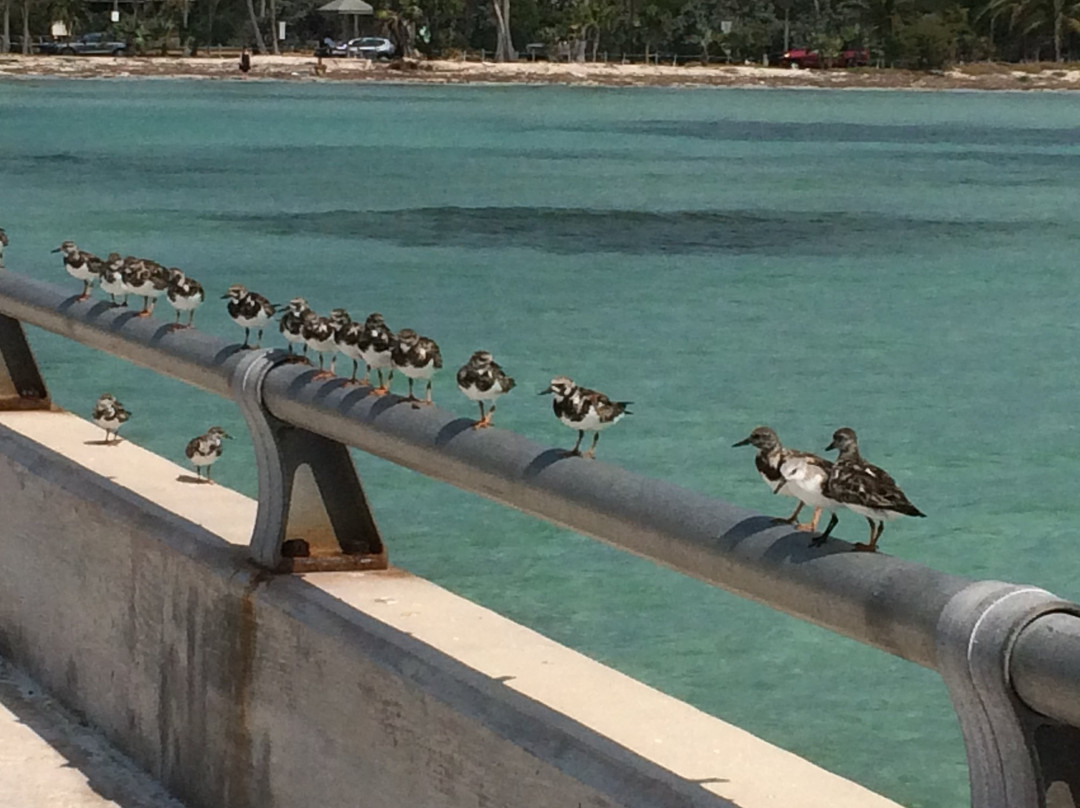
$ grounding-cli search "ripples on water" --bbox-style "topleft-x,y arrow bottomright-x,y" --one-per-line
4,80 -> 1080,808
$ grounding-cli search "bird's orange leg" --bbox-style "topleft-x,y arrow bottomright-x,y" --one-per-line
473,402 -> 495,429
854,518 -> 881,552
370,369 -> 392,397
582,432 -> 600,459
795,507 -> 823,532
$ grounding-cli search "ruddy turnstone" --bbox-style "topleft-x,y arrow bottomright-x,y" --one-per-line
301,309 -> 342,379
91,393 -> 131,444
539,376 -> 630,459
52,240 -> 99,301
0,227 -> 9,267
357,312 -> 396,395
391,329 -> 442,406
125,259 -> 170,317
165,269 -> 204,329
279,297 -> 312,361
823,427 -> 926,552
334,311 -> 368,384
223,284 -> 276,348
184,426 -> 232,483
100,254 -> 133,306
457,350 -> 515,428
732,426 -> 834,533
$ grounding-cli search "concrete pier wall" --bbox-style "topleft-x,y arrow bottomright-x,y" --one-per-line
0,410 -> 901,808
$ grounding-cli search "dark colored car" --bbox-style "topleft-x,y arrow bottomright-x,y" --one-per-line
780,47 -> 869,68
37,33 -> 128,56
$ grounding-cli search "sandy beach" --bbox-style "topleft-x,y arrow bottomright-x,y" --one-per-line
3,52 -> 1080,90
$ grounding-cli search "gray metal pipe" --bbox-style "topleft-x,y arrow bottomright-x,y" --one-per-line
1012,613 -> 1080,728
1,269 -> 1079,727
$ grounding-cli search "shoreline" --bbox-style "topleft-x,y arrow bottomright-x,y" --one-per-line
3,53 -> 1080,90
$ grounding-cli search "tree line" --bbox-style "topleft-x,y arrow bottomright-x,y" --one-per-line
1,0 -> 1078,67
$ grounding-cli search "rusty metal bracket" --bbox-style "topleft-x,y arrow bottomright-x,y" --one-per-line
231,349 -> 386,574
0,313 -> 51,411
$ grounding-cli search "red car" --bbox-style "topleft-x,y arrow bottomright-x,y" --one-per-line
780,48 -> 869,68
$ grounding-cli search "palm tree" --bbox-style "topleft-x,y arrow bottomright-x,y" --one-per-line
984,0 -> 1080,59
245,0 -> 268,52
491,0 -> 515,60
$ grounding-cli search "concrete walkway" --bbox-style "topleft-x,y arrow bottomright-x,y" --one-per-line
0,658 -> 185,808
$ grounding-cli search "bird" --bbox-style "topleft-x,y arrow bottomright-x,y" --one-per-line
100,253 -> 133,306
165,268 -> 204,329
124,258 -> 170,317
732,426 -> 834,534
539,376 -> 630,459
301,309 -> 344,380
327,308 -> 353,373
91,393 -> 131,444
457,350 -> 515,428
223,284 -> 276,348
822,427 -> 926,552
391,329 -> 442,407
356,312 -> 396,395
334,311 -> 369,385
279,297 -> 312,361
184,426 -> 232,483
52,240 -> 99,301
0,227 -> 9,268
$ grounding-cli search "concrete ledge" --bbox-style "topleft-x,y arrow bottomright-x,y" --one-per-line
0,411 -> 902,808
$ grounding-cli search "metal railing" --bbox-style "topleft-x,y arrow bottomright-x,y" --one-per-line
0,267 -> 1076,808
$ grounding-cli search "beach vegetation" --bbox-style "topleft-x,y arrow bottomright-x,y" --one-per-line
7,0 -> 1080,67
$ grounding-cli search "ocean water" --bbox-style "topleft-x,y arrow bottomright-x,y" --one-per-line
3,78 -> 1080,807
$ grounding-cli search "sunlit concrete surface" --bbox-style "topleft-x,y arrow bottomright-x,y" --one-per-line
0,657 -> 186,808
0,409 -> 905,808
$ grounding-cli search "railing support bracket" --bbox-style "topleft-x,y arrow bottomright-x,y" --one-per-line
937,582 -> 1080,808
232,349 -> 386,573
0,313 -> 51,410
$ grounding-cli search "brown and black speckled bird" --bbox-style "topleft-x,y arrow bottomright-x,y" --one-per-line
392,328 -> 442,407
539,376 -> 630,459
823,427 -> 925,552
457,350 -> 515,428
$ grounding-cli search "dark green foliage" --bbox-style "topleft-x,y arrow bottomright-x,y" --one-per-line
18,0 -> 1080,67
897,11 -> 956,65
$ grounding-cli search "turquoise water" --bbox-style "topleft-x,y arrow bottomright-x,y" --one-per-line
4,79 -> 1080,807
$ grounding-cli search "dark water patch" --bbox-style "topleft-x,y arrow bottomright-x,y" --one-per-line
207,206 -> 1068,256
558,119 -> 1080,148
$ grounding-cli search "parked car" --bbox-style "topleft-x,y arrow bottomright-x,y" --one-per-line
780,47 -> 869,68
37,32 -> 128,56
334,36 -> 395,60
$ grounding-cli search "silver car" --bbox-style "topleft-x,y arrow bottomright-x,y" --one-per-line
344,37 -> 395,60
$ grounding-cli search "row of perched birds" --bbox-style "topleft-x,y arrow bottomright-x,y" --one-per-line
52,239 -> 631,461
46,237 -> 921,550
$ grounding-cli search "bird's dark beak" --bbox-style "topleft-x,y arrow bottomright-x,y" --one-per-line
220,293 -> 230,299
825,440 -> 837,451
223,433 -> 234,439
538,386 -> 552,395
50,247 -> 61,253
732,437 -> 752,447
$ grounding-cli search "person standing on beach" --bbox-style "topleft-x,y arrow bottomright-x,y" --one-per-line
239,48 -> 251,77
